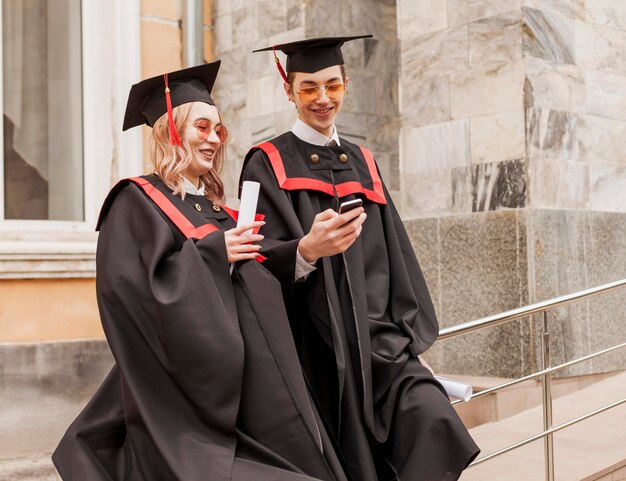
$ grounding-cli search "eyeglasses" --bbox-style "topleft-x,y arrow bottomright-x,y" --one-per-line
189,120 -> 228,143
294,83 -> 346,104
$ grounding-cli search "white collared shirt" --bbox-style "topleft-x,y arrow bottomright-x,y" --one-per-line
291,118 -> 340,146
290,118 -> 342,280
182,176 -> 205,196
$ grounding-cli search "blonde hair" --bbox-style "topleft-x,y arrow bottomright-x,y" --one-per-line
149,102 -> 225,202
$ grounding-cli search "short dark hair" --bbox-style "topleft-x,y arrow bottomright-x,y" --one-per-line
287,65 -> 347,85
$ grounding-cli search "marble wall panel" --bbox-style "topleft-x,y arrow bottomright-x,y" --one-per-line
249,113 -> 276,146
451,166 -> 473,214
213,13 -> 232,55
450,59 -> 524,119
578,114 -> 626,166
257,0 -> 288,38
585,0 -> 626,32
526,209 -> 594,376
585,211 -> 626,286
364,114 -> 402,190
398,0 -> 448,39
584,211 -> 626,371
448,0 -> 522,26
214,0 -> 231,16
522,7 -> 575,65
286,0 -> 304,30
523,0 -> 584,20
346,42 -> 398,116
589,164 -> 626,212
529,158 -> 588,210
403,217 -> 445,368
585,69 -> 626,122
335,111 -> 367,144
528,209 -> 626,376
527,107 -> 578,161
401,171 -> 452,218
401,120 -> 470,174
576,20 -> 626,76
472,158 -> 527,211
468,10 -> 523,71
524,57 -> 585,112
266,26 -> 306,47
437,210 -> 530,376
400,75 -> 450,128
246,75 -> 276,119
231,6 -> 259,47
400,24 -> 469,84
470,109 -> 526,165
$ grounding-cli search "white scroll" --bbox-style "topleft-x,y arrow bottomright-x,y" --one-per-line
237,181 -> 261,236
435,376 -> 473,402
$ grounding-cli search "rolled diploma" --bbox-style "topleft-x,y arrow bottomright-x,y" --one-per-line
435,376 -> 473,402
237,181 -> 260,236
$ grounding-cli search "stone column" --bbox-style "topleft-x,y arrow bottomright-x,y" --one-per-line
398,0 -> 626,377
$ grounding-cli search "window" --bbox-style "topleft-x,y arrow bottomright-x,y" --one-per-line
2,0 -> 84,221
0,0 -> 141,231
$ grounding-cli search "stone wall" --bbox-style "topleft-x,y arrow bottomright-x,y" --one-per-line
396,1 -> 626,377
209,1 -> 626,378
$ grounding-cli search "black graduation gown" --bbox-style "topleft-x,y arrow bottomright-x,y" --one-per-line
240,133 -> 480,481
52,174 -> 349,481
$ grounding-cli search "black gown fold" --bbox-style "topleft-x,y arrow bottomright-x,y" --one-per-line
53,175 -> 348,481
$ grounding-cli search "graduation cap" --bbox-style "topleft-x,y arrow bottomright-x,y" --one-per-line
122,60 -> 221,146
253,35 -> 373,83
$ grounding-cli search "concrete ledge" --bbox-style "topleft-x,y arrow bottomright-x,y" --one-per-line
0,241 -> 96,279
0,457 -> 58,481
0,340 -> 113,461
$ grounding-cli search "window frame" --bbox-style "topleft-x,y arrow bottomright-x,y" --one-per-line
0,0 -> 142,235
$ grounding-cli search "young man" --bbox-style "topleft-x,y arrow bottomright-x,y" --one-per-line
240,36 -> 479,481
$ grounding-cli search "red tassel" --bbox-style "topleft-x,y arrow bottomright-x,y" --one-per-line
272,47 -> 289,84
164,73 -> 182,147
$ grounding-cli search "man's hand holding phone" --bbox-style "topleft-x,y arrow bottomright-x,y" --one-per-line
298,199 -> 367,264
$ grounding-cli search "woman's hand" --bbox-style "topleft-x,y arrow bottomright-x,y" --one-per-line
298,208 -> 367,264
224,221 -> 265,263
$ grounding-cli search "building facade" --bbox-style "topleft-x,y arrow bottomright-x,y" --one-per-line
1,1 -> 626,475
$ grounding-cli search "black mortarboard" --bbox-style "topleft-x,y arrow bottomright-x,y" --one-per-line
123,60 -> 221,131
253,35 -> 373,81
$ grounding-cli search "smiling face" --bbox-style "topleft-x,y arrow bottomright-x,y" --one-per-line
285,65 -> 348,138
182,102 -> 223,187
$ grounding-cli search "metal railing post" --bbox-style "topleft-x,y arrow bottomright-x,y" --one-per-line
541,311 -> 555,481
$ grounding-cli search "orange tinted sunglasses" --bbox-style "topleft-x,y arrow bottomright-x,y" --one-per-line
295,83 -> 346,104
191,120 -> 228,143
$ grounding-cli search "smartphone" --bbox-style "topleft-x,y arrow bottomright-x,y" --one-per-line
338,199 -> 363,214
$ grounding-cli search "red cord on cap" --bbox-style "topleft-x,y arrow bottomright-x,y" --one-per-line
272,47 -> 289,84
164,73 -> 182,147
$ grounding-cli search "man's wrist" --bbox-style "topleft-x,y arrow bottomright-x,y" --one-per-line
298,237 -> 319,264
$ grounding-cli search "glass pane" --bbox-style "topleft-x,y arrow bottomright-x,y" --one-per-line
2,0 -> 83,221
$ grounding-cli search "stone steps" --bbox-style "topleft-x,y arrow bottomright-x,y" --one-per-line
459,371 -> 626,480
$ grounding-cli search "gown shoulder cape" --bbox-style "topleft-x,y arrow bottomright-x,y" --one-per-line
52,174 -> 350,481
240,133 -> 480,481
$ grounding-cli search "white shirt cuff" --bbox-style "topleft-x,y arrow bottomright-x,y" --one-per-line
295,249 -> 317,281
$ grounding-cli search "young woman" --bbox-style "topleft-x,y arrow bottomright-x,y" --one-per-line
53,61 -> 348,481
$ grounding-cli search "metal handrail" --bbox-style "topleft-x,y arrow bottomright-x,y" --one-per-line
437,278 -> 626,481
450,341 -> 626,406
439,278 -> 626,340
